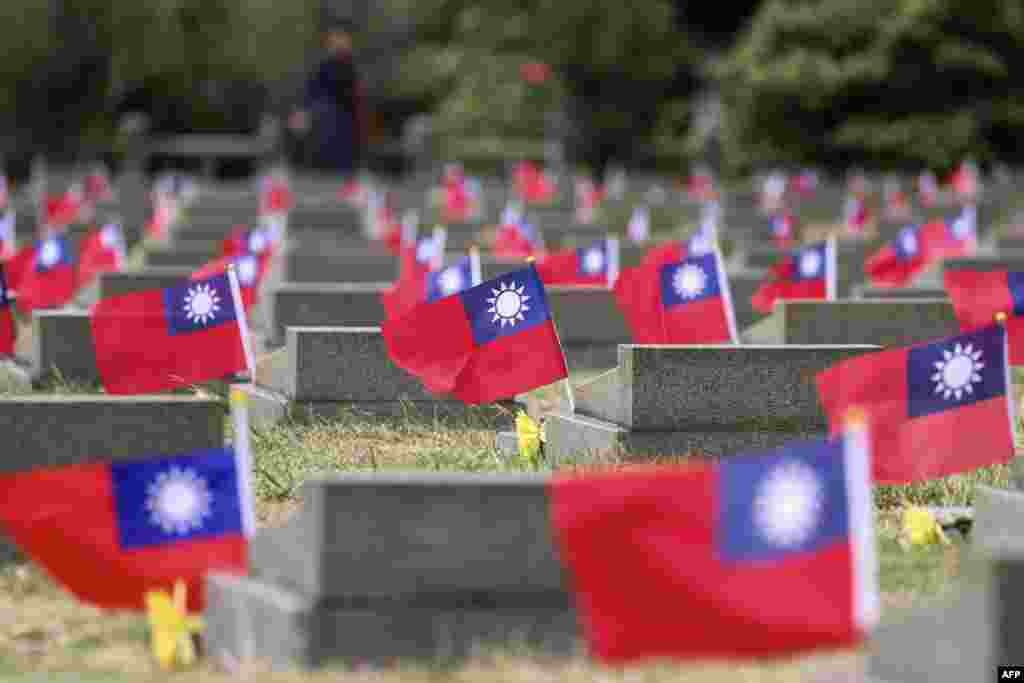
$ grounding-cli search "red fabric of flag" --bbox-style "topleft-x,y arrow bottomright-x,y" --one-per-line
17,237 -> 78,314
944,269 -> 1024,365
613,241 -> 686,343
816,325 -> 1014,484
91,273 -> 250,395
382,264 -> 568,404
78,224 -> 125,288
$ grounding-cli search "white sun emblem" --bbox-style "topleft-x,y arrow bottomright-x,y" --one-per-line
900,230 -> 917,255
672,264 -> 707,299
486,281 -> 531,327
581,248 -> 605,274
416,239 -> 435,263
799,249 -> 822,278
931,342 -> 984,400
39,240 -> 60,268
236,257 -> 257,286
144,466 -> 213,535
183,283 -> 221,325
753,461 -> 825,548
439,267 -> 463,295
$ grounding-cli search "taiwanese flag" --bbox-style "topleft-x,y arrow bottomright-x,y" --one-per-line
443,171 -> 472,224
0,209 -> 14,261
926,205 -> 977,260
751,240 -> 836,314
425,253 -> 482,303
843,196 -> 870,236
944,269 -> 1024,365
769,213 -> 795,248
627,206 -> 650,244
864,224 -> 934,289
551,422 -> 878,662
91,271 -> 254,395
78,222 -> 126,288
6,241 -> 35,294
338,178 -> 367,206
383,264 -> 569,404
17,235 -> 78,314
0,264 -> 16,355
816,325 -> 1015,484
536,238 -> 619,287
0,175 -> 8,210
260,180 -> 293,215
385,210 -> 419,257
84,169 -> 115,203
145,197 -> 176,241
514,161 -> 556,205
381,229 -> 445,320
221,225 -> 272,260
0,439 -> 253,612
494,206 -> 543,259
656,250 -> 738,344
192,253 -> 266,310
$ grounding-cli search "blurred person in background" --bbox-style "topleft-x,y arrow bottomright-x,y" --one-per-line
289,19 -> 367,178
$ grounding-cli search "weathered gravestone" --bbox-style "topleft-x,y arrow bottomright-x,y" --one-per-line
99,268 -> 193,299
205,473 -> 581,670
740,300 -> 959,346
238,327 -> 513,428
542,345 -> 877,461
0,395 -> 226,563
852,285 -> 948,300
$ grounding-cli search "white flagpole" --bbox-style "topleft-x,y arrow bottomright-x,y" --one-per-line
714,246 -> 741,345
826,236 -> 838,301
529,255 -> 576,414
230,386 -> 257,539
469,245 -> 482,286
432,226 -> 447,271
226,266 -> 256,380
606,236 -> 620,289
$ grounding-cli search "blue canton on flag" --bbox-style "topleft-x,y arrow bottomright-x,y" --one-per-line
660,252 -> 722,307
460,265 -> 553,346
894,226 -> 920,260
111,447 -> 244,550
35,236 -> 72,273
906,325 -> 1006,419
427,256 -> 473,302
164,273 -> 238,336
1007,272 -> 1024,316
720,438 -> 850,563
792,242 -> 828,282
577,240 -> 610,276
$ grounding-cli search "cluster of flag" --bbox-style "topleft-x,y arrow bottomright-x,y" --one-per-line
864,205 -> 977,288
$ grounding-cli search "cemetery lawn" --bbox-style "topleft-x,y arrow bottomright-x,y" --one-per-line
0,387 -> 995,682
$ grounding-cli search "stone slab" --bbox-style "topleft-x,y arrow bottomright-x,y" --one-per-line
943,255 -> 1024,276
727,268 -> 770,331
145,244 -> 221,268
546,287 -> 631,345
543,411 -> 829,462
755,300 -> 960,347
205,573 -> 579,670
575,344 -> 879,431
270,283 -> 389,346
99,268 -> 192,299
852,285 -> 948,300
31,310 -> 98,385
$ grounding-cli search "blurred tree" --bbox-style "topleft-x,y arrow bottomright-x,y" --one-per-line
716,0 -> 1024,174
0,0 -> 318,161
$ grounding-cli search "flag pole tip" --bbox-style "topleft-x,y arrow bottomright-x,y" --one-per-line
526,256 -> 536,264
844,406 -> 868,428
996,312 -> 1008,324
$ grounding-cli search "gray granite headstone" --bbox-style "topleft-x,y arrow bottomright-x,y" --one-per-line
205,473 -> 580,669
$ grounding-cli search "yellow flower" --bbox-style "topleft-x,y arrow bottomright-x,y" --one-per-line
516,411 -> 544,465
899,506 -> 950,549
145,580 -> 205,670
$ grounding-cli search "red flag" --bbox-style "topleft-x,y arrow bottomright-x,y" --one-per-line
536,239 -> 619,287
16,236 -> 78,314
616,249 -> 737,344
0,263 -> 16,355
145,198 -> 175,241
221,225 -> 272,260
91,272 -> 253,395
382,264 -> 568,404
192,254 -> 267,310
78,222 -> 125,288
864,224 -> 935,289
944,269 -> 1024,365
816,325 -> 1015,484
6,242 -> 35,294
0,446 -> 250,612
751,240 -> 836,314
551,424 -> 878,663
381,230 -> 443,320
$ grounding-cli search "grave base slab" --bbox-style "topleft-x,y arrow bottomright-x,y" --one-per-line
205,574 -> 581,671
543,411 -> 826,462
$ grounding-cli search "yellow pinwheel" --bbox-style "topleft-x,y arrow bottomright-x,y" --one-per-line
516,410 -> 544,467
898,506 -> 950,549
145,580 -> 205,670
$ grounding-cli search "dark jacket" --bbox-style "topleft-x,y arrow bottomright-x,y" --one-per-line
303,55 -> 367,173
